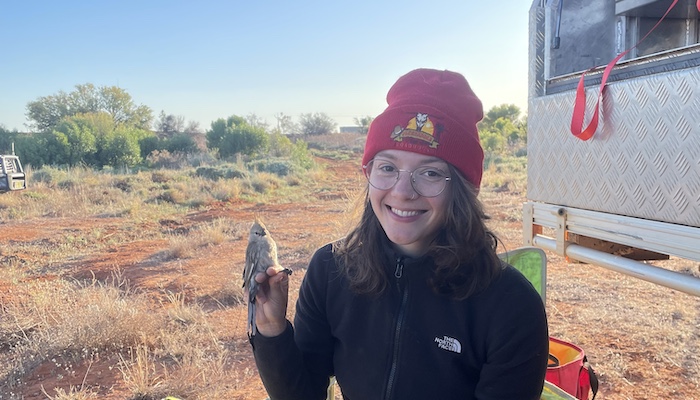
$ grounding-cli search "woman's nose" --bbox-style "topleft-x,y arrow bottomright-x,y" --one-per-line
393,171 -> 417,198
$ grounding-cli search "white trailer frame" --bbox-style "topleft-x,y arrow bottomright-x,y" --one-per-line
523,202 -> 700,296
526,0 -> 700,297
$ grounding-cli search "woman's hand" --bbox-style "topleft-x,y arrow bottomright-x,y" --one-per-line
253,266 -> 291,337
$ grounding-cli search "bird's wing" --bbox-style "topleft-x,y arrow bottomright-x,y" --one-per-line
243,242 -> 259,288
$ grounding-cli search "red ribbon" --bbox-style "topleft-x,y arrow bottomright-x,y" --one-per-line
570,0 -> 679,140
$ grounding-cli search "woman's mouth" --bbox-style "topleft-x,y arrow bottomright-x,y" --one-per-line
389,206 -> 422,217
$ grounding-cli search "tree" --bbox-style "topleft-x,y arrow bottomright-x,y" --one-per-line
298,112 -> 336,136
206,115 -> 269,159
482,104 -> 522,126
156,111 -> 185,136
26,94 -> 69,132
479,130 -> 507,153
52,116 -> 97,166
98,86 -> 153,130
26,83 -> 153,132
139,135 -> 161,159
184,120 -> 201,135
0,126 -> 20,153
72,112 -> 120,166
478,104 -> 527,154
245,113 -> 269,131
19,131 -> 67,167
273,112 -> 297,135
166,133 -> 198,155
12,133 -> 47,167
354,116 -> 374,135
97,126 -> 146,168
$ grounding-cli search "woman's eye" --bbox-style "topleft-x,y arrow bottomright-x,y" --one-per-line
377,164 -> 396,173
419,168 -> 446,179
422,169 -> 439,176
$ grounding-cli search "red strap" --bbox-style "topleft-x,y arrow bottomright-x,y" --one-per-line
570,0 -> 679,140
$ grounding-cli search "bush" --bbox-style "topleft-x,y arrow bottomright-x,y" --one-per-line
249,173 -> 282,193
195,165 -> 248,181
31,170 -> 55,184
248,159 -> 294,177
146,149 -> 189,169
156,188 -> 187,204
30,167 -> 71,187
113,178 -> 132,192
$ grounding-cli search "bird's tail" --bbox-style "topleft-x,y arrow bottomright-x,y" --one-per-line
247,300 -> 256,340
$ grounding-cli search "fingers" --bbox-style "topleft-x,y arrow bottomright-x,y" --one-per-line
253,266 -> 291,304
254,265 -> 290,283
253,266 -> 291,337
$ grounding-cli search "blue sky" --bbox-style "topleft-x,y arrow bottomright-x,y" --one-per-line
0,1 -> 532,132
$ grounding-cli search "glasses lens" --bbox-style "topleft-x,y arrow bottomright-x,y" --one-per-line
412,166 -> 449,197
365,160 -> 450,197
365,160 -> 398,190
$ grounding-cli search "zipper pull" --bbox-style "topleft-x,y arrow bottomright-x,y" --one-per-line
394,257 -> 404,279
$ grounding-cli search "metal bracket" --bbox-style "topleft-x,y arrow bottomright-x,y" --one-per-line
555,207 -> 568,256
523,203 -> 534,246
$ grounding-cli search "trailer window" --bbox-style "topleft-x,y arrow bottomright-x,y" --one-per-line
538,0 -> 700,93
616,0 -> 700,58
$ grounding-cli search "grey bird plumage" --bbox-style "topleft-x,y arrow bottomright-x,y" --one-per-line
243,217 -> 287,339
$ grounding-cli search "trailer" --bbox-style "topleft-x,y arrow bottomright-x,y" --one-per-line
525,0 -> 700,296
0,153 -> 26,193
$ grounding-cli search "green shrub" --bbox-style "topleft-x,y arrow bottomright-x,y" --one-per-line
248,159 -> 293,177
31,170 -> 55,184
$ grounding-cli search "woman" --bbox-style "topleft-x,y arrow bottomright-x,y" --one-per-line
250,68 -> 549,399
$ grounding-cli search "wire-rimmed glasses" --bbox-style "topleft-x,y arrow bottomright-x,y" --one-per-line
363,159 -> 451,197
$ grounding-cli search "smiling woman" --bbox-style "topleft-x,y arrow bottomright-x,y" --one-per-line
365,150 -> 452,258
248,68 -> 549,400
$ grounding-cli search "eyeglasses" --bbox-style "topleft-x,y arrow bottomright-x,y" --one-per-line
363,159 -> 451,197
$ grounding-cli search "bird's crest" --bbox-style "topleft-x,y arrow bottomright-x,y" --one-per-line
252,214 -> 268,236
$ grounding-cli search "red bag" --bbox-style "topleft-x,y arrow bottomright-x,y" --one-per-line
546,337 -> 599,400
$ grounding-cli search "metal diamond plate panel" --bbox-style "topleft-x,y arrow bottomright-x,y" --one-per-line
528,2 -> 545,99
528,67 -> 700,227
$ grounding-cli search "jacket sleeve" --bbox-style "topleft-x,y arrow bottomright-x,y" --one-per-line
252,245 -> 335,400
474,266 -> 550,400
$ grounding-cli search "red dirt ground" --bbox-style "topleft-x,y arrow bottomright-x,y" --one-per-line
2,158 -> 699,399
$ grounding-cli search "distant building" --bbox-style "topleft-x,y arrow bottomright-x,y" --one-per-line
339,126 -> 362,134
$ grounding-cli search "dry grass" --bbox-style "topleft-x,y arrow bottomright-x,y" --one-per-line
0,146 -> 339,399
0,158 -> 323,223
2,143 -> 698,399
165,218 -> 245,260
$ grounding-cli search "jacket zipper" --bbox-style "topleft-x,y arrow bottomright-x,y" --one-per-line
384,257 -> 408,400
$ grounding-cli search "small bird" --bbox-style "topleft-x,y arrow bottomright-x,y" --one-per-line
243,217 -> 290,339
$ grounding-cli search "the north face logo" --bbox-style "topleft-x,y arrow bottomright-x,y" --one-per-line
435,336 -> 462,353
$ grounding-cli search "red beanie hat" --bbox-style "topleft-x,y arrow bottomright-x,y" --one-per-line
362,68 -> 484,189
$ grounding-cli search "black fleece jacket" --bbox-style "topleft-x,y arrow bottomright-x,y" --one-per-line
253,243 -> 548,400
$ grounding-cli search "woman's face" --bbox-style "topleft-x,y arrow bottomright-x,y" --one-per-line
367,150 -> 451,257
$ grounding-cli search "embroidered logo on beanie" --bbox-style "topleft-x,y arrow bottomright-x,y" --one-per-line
363,68 -> 484,189
390,112 -> 440,149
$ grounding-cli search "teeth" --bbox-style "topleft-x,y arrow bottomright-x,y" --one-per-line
391,207 -> 420,217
